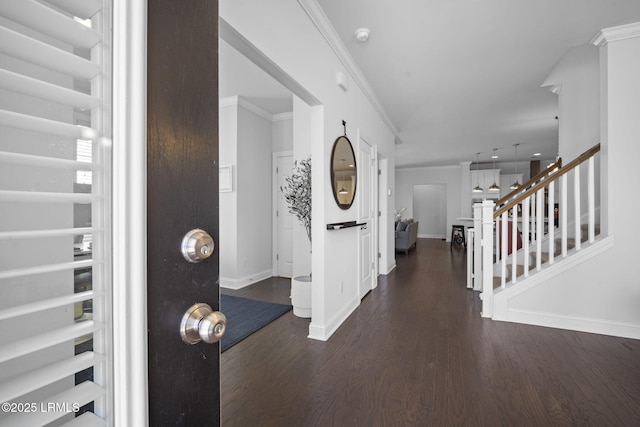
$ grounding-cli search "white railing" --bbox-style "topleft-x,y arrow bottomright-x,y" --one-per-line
473,144 -> 601,318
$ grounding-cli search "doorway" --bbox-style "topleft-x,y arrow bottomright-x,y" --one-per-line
413,184 -> 447,239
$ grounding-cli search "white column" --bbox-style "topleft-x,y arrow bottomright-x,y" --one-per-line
473,203 -> 483,291
481,200 -> 495,318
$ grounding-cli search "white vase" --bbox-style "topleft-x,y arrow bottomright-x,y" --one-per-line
291,275 -> 312,318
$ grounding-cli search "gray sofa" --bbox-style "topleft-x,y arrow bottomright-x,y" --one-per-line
395,220 -> 419,254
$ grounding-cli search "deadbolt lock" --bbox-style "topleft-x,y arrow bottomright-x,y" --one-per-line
181,229 -> 214,263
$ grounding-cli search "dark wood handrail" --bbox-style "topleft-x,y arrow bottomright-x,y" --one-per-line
495,158 -> 563,207
493,143 -> 601,219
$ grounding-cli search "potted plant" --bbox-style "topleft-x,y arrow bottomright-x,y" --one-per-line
281,157 -> 312,318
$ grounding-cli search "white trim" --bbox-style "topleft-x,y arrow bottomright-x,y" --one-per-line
219,269 -> 273,290
219,165 -> 233,192
296,0 -> 400,141
308,297 -> 359,341
397,164 -> 461,172
497,308 -> 640,340
112,0 -> 148,425
418,234 -> 446,239
591,22 -> 640,47
220,96 -> 294,123
382,262 -> 396,275
219,95 -> 271,121
219,17 -> 320,107
272,151 -> 293,277
273,112 -> 293,122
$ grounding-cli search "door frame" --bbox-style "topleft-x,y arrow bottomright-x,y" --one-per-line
272,150 -> 293,277
356,129 -> 379,298
112,0 -> 149,425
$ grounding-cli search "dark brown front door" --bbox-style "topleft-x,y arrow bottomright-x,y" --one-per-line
147,0 -> 221,424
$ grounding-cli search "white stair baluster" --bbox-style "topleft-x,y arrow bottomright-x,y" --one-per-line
523,197 -> 530,278
588,156 -> 595,243
536,188 -> 543,271
548,181 -> 555,265
501,211 -> 507,288
561,174 -> 568,257
574,166 -> 581,251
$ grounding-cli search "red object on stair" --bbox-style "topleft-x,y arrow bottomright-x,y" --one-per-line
497,221 -> 523,255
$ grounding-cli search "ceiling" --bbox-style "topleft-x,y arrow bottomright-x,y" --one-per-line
220,0 -> 640,170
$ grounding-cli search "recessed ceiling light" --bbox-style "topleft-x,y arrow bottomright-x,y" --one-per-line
354,28 -> 370,42
533,152 -> 541,157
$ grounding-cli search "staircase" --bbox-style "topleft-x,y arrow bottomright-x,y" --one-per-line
471,144 -> 604,319
498,223 -> 600,284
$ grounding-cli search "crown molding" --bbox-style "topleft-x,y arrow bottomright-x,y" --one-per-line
549,84 -> 562,95
219,95 -> 239,109
219,95 -> 273,121
273,112 -> 293,122
297,0 -> 400,140
591,22 -> 640,47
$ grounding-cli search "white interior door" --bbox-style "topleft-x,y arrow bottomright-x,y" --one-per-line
275,154 -> 294,277
0,1 -> 112,424
358,136 -> 376,299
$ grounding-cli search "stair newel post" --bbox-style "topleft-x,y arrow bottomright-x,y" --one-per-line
473,203 -> 483,291
548,180 -> 555,265
481,199 -> 495,318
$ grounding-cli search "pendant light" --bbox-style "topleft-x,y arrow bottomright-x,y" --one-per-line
472,152 -> 484,193
510,143 -> 521,190
488,148 -> 500,192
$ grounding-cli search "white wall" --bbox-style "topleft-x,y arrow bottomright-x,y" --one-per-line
219,102 -> 239,281
237,105 -> 274,282
219,97 -> 274,288
413,185 -> 447,239
221,0 -> 396,340
505,26 -> 640,339
395,166 -> 462,242
272,113 -> 293,152
543,45 -> 601,230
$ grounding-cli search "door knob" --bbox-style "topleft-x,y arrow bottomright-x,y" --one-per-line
180,303 -> 227,345
181,229 -> 214,263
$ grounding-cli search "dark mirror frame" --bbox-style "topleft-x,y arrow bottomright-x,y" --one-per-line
330,135 -> 357,210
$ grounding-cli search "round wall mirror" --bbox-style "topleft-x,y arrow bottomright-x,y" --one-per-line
330,135 -> 357,210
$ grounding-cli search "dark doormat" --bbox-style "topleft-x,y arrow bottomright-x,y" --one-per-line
220,294 -> 292,352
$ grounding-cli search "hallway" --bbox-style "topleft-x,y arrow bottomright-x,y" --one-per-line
221,239 -> 640,426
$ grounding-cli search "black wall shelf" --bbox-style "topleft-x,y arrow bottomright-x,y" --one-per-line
326,221 -> 367,230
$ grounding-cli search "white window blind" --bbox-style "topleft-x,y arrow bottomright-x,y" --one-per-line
0,0 -> 112,426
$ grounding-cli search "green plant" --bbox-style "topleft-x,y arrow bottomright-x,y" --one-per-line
281,158 -> 312,244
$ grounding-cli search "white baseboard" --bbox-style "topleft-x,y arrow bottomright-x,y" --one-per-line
308,297 -> 359,341
220,269 -> 273,290
496,308 -> 640,340
418,234 -> 446,239
490,236 -> 640,338
381,261 -> 396,275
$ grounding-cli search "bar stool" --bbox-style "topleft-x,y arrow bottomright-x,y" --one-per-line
450,225 -> 465,250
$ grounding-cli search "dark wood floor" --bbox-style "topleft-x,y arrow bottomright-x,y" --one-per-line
221,239 -> 640,426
